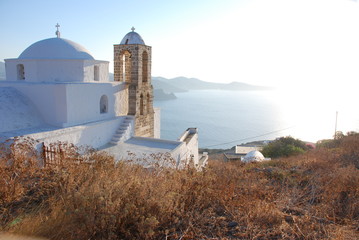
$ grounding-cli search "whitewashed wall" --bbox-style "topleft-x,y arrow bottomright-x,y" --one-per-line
83,60 -> 109,82
37,60 -> 83,82
170,142 -> 189,167
184,129 -> 199,166
0,82 -> 68,126
114,85 -> 128,116
0,87 -> 44,132
5,59 -> 37,82
177,128 -> 199,166
28,117 -> 124,149
65,82 -> 117,127
0,81 -> 128,127
5,59 -> 109,83
153,107 -> 161,138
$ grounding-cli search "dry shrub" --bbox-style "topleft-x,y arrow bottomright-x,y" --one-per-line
0,135 -> 358,239
338,134 -> 359,169
0,138 -> 59,226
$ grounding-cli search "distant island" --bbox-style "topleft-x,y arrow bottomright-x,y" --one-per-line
152,76 -> 272,100
153,89 -> 177,101
151,76 -> 271,93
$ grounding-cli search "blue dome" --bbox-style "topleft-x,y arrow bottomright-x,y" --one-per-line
120,31 -> 145,45
19,38 -> 94,60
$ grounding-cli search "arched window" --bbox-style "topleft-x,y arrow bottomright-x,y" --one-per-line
140,94 -> 144,115
142,51 -> 148,83
100,95 -> 108,114
94,65 -> 99,81
17,64 -> 25,80
147,93 -> 151,114
121,51 -> 131,83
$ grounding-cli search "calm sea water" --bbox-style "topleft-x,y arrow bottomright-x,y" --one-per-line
154,89 -> 359,149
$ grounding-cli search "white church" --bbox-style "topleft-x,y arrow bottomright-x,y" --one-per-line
0,25 -> 204,168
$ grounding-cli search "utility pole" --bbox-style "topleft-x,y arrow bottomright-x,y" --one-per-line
334,111 -> 338,139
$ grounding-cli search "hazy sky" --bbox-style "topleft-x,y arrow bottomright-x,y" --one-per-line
0,0 -> 358,90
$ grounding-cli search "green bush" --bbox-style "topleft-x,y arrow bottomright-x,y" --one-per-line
317,131 -> 359,150
262,136 -> 307,158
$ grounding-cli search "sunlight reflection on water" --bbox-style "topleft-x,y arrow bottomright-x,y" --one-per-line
154,89 -> 359,149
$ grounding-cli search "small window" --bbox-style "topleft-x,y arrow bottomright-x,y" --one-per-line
17,64 -> 25,80
100,95 -> 108,114
142,51 -> 148,83
140,94 -> 144,115
146,93 -> 150,114
94,65 -> 99,81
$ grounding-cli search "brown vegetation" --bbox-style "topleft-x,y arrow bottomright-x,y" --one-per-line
0,135 -> 358,239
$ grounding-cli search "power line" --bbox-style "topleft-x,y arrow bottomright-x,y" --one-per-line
202,126 -> 295,149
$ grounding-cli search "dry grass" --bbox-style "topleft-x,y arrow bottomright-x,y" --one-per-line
0,135 -> 358,239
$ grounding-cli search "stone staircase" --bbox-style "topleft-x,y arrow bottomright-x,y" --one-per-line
110,116 -> 134,145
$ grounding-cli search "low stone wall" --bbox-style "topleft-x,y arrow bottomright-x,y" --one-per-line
25,117 -> 125,149
154,107 -> 161,138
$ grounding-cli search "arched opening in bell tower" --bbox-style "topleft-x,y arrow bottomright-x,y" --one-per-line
142,51 -> 148,83
121,50 -> 131,83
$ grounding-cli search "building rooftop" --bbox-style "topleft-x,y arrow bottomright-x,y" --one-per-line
120,27 -> 145,45
18,37 -> 94,60
243,150 -> 265,163
102,137 -> 181,154
100,137 -> 183,167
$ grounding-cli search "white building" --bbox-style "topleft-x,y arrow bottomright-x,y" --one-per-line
235,146 -> 262,155
0,25 -> 202,169
242,150 -> 267,163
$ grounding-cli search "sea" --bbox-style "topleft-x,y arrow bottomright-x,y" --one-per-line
154,89 -> 359,149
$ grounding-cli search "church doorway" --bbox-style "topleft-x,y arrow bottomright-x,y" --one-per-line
100,95 -> 108,114
17,64 -> 25,80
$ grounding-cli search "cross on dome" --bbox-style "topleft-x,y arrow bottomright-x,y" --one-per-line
55,23 -> 61,38
120,27 -> 145,45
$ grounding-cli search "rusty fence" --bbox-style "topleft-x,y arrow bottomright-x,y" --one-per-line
41,142 -> 83,167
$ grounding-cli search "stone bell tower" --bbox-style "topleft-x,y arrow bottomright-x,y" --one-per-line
114,27 -> 155,137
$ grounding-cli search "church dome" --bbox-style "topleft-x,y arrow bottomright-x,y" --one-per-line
243,150 -> 265,163
120,28 -> 145,45
19,38 -> 94,60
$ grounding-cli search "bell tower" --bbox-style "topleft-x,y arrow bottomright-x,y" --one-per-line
114,27 -> 155,137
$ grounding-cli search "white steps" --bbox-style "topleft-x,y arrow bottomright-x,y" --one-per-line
110,116 -> 134,145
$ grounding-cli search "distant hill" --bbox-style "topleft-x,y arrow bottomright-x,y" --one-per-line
108,74 -> 269,92
151,77 -> 187,93
153,89 -> 176,101
152,76 -> 271,92
0,62 -> 5,80
106,74 -> 270,100
3,65 -> 269,92
151,76 -> 271,100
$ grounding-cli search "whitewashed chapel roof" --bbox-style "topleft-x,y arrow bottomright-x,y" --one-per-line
243,150 -> 265,163
19,38 -> 94,60
0,87 -> 44,133
120,27 -> 145,45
